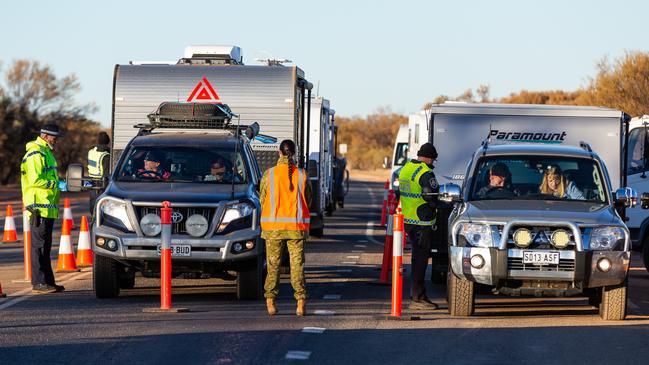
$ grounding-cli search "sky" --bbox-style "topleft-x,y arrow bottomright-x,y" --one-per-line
1,0 -> 648,126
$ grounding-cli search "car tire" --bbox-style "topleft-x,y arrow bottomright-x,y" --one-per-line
94,255 -> 120,298
599,278 -> 628,320
310,227 -> 324,238
237,257 -> 264,300
447,269 -> 475,317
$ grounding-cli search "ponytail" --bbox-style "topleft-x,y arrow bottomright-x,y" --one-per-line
280,139 -> 297,191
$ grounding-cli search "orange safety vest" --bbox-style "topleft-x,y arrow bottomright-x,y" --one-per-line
261,164 -> 310,232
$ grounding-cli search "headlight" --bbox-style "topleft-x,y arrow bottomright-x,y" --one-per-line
590,227 -> 625,250
186,214 -> 209,237
457,223 -> 493,247
551,229 -> 571,249
100,199 -> 134,232
218,202 -> 254,232
140,213 -> 161,237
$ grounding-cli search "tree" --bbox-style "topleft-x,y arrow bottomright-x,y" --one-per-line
337,107 -> 407,170
576,51 -> 649,116
499,90 -> 583,105
0,59 -> 102,184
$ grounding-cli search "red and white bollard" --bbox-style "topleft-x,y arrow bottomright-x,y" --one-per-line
378,214 -> 394,284
380,180 -> 389,226
390,208 -> 404,318
23,206 -> 32,282
144,201 -> 188,313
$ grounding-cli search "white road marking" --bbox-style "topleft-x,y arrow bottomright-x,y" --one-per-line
314,310 -> 335,316
302,327 -> 326,334
351,250 -> 363,253
323,294 -> 341,300
341,261 -> 357,265
0,271 -> 91,310
365,221 -> 382,244
354,244 -> 367,248
285,351 -> 311,360
346,256 -> 360,259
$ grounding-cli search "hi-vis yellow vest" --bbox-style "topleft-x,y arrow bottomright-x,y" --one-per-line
261,164 -> 310,232
20,137 -> 60,219
399,161 -> 435,226
87,147 -> 109,178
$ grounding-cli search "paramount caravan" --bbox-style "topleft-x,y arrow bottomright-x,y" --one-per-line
111,45 -> 328,235
420,103 -> 646,319
308,97 -> 337,227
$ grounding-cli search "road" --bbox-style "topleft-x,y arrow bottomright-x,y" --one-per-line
1,181 -> 649,364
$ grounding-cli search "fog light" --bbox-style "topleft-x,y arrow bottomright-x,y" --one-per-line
513,228 -> 533,248
551,229 -> 570,249
597,257 -> 612,272
107,239 -> 117,251
470,254 -> 485,269
233,242 -> 243,252
245,241 -> 255,250
96,237 -> 106,247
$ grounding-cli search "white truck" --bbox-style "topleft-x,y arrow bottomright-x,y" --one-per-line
388,124 -> 409,191
308,97 -> 338,222
626,115 -> 649,270
112,45 -> 331,236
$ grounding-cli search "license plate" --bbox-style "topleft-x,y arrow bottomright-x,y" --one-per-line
523,251 -> 559,265
157,244 -> 191,257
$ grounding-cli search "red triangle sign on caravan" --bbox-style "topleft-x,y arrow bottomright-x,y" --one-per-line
186,77 -> 222,103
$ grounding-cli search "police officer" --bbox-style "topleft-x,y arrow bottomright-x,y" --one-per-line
21,124 -> 67,294
398,142 -> 439,310
87,131 -> 110,211
260,140 -> 312,316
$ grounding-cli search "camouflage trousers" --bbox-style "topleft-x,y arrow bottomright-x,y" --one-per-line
264,239 -> 307,300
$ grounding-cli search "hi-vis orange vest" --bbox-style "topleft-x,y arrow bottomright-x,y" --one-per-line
261,164 -> 310,232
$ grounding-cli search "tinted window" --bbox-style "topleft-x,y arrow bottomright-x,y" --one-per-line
116,146 -> 248,184
394,143 -> 409,166
628,127 -> 649,175
470,156 -> 606,203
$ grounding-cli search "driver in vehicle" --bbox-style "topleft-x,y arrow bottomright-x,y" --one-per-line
539,165 -> 585,200
477,162 -> 514,197
136,150 -> 171,181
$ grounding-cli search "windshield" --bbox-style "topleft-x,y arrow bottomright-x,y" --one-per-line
469,156 -> 607,203
116,146 -> 248,183
394,143 -> 409,166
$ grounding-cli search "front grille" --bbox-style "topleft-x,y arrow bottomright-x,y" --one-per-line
507,257 -> 575,272
136,206 -> 213,234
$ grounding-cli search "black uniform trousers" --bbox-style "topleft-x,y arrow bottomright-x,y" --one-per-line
405,223 -> 434,301
30,217 -> 56,286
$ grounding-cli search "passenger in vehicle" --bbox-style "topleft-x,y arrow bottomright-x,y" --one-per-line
477,162 -> 515,197
539,165 -> 585,200
204,156 -> 241,183
136,150 -> 171,181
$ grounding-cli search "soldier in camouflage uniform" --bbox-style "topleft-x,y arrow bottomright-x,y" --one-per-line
260,140 -> 312,316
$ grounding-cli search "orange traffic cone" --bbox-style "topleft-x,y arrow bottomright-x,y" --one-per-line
76,216 -> 93,267
56,219 -> 79,273
3,205 -> 18,243
63,198 -> 75,230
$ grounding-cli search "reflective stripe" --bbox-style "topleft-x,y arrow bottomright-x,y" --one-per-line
27,203 -> 58,209
43,166 -> 57,173
269,167 -> 275,216
404,218 -> 434,225
297,169 -> 303,220
46,180 -> 53,189
400,192 -> 422,198
88,160 -> 97,167
261,217 -> 311,223
24,150 -> 45,161
410,165 -> 423,181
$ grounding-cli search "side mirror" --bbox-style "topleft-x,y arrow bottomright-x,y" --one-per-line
66,163 -> 85,192
439,183 -> 462,203
382,156 -> 390,169
614,187 -> 638,208
641,192 -> 649,209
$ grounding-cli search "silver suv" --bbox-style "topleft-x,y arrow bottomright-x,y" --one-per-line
440,143 -> 644,320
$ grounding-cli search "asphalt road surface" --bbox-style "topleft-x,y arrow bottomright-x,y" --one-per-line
1,181 -> 649,364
